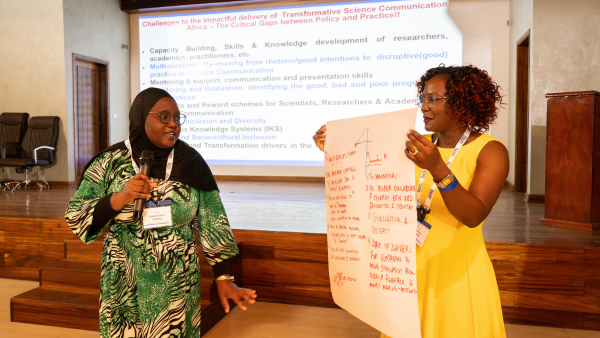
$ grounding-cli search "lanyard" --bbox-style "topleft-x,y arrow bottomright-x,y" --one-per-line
415,129 -> 471,221
125,136 -> 174,195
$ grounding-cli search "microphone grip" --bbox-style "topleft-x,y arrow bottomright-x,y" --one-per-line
133,163 -> 152,220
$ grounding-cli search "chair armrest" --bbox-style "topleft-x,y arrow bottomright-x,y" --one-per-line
34,146 -> 55,164
0,142 -> 20,149
0,142 -> 22,159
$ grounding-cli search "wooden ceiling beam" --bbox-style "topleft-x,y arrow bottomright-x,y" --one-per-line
120,0 -> 252,14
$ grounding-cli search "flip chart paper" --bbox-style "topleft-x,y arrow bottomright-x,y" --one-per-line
325,108 -> 420,338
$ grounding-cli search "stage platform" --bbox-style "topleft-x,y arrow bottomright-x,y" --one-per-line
1,181 -> 599,246
1,181 -> 600,332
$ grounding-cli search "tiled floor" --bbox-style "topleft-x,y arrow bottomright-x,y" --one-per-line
2,278 -> 600,338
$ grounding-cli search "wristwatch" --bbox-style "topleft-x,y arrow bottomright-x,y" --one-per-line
434,171 -> 455,189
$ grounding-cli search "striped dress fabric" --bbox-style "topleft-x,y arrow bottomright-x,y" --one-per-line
65,149 -> 238,338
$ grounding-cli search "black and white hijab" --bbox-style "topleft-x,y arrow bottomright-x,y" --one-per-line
79,87 -> 218,192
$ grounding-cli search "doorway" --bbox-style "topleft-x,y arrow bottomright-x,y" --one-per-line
515,31 -> 530,192
72,54 -> 109,182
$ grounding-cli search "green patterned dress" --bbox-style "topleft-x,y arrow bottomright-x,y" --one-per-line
65,149 -> 238,338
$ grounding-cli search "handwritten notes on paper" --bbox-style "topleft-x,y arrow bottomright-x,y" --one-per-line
325,109 -> 420,338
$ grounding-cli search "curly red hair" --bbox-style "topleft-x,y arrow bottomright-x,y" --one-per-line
416,64 -> 503,133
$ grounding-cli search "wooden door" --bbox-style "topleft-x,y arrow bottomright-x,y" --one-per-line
73,56 -> 108,182
515,32 -> 530,192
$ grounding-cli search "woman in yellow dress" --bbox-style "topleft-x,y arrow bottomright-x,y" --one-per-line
313,64 -> 508,338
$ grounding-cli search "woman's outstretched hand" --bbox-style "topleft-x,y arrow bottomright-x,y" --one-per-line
216,279 -> 257,313
110,173 -> 158,211
404,129 -> 449,181
313,124 -> 327,152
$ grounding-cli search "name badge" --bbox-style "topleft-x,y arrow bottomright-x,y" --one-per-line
142,200 -> 173,229
416,220 -> 432,247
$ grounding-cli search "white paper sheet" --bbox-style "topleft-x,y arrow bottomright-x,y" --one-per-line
325,108 -> 420,338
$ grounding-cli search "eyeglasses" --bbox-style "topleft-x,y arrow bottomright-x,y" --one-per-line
148,111 -> 186,125
418,95 -> 448,107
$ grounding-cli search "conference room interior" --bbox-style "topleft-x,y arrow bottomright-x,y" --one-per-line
1,0 -> 599,337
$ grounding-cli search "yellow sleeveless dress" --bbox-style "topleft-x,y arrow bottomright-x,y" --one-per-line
382,133 -> 506,338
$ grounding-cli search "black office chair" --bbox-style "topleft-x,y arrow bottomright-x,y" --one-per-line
0,112 -> 29,159
0,113 -> 29,188
0,116 -> 59,192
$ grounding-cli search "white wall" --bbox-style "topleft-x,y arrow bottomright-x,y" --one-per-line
0,0 -> 68,181
0,0 -> 130,183
526,0 -> 600,195
507,0 -> 533,187
449,0 -> 510,148
63,0 -> 131,182
129,0 -> 511,177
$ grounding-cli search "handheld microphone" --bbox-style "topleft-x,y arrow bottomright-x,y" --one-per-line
133,150 -> 154,220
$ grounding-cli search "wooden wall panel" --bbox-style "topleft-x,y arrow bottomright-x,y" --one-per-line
491,260 -> 515,277
0,218 -> 75,280
513,292 -> 600,314
503,306 -> 584,328
276,247 -> 329,264
230,231 -> 600,331
243,259 -> 330,290
499,290 -> 513,307
3,231 -> 71,245
1,242 -> 43,257
0,219 -> 43,232
486,242 -> 522,260
121,0 -> 257,14
4,254 -> 60,268
515,261 -> 600,280
250,285 -> 336,308
2,218 -> 600,330
242,245 -> 275,260
585,281 -> 600,297
43,244 -> 65,258
231,230 -> 337,308
487,242 -> 586,262
584,313 -> 600,330
496,277 -> 584,296
41,221 -> 74,235
586,248 -> 600,263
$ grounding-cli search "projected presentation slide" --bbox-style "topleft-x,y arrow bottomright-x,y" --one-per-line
139,0 -> 462,166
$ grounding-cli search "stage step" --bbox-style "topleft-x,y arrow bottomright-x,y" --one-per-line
0,256 -> 66,281
64,238 -> 103,261
39,259 -> 100,292
10,237 -> 238,335
11,287 -> 100,331
11,287 -> 231,334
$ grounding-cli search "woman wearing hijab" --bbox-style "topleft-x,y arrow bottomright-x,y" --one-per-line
65,88 -> 256,338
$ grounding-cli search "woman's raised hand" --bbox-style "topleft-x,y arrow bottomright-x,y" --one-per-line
110,173 -> 158,211
313,124 -> 327,152
404,129 -> 449,181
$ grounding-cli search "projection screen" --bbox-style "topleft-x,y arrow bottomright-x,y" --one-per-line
137,0 -> 462,172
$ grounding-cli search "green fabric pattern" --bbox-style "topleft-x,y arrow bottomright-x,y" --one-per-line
65,149 -> 238,338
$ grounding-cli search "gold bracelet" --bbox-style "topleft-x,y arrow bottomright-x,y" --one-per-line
215,275 -> 234,282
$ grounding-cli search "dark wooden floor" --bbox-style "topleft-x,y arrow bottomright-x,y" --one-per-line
1,181 -> 599,247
